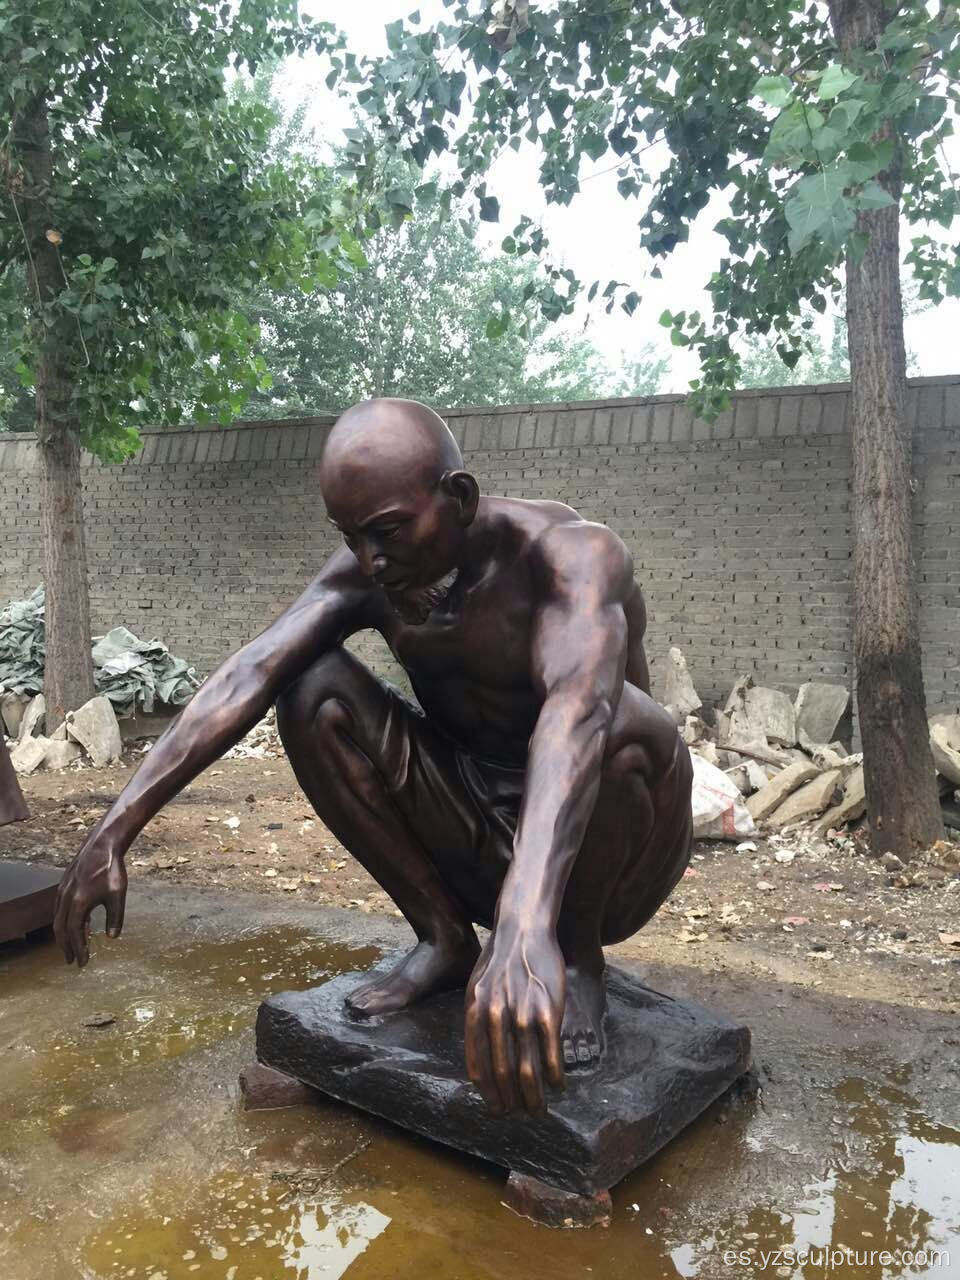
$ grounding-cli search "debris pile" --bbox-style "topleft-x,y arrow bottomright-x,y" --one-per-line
0,587 -> 199,717
4,693 -> 122,775
668,647 -> 960,843
223,707 -> 283,760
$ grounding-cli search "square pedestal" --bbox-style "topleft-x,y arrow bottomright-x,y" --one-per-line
255,957 -> 750,1197
0,861 -> 62,945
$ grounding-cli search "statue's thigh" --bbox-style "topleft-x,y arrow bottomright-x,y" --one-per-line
388,718 -> 517,927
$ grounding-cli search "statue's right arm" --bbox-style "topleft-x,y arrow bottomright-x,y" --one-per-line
54,549 -> 369,966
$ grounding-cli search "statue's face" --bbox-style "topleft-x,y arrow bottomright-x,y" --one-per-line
323,464 -> 466,598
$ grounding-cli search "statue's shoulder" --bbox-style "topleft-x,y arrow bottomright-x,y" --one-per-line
484,499 -> 634,603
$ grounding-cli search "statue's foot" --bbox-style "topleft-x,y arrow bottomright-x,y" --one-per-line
345,934 -> 480,1018
561,962 -> 607,1070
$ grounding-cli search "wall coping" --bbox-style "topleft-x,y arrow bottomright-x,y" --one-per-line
1,373 -> 957,444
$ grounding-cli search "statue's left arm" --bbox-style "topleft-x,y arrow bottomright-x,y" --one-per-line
464,522 -> 633,1113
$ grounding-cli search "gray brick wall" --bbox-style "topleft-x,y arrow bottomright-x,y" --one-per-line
2,380 -> 959,718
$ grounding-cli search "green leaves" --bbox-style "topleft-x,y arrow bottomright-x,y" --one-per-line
754,75 -> 793,108
485,309 -> 509,339
784,165 -> 855,254
817,62 -> 860,100
479,195 -> 500,222
1,4 -> 357,457
764,103 -> 825,165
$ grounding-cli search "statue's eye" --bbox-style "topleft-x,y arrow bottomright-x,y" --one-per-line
378,525 -> 402,541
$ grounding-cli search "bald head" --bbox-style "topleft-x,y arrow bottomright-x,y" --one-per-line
322,398 -> 463,499
320,399 -> 479,594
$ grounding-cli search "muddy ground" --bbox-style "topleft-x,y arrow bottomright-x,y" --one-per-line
5,740 -> 959,1017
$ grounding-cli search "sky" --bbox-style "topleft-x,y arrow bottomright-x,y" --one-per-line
273,0 -> 960,392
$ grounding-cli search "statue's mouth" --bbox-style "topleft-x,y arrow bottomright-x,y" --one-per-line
385,569 -> 460,624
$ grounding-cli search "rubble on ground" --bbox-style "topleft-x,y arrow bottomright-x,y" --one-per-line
0,586 -> 199,717
678,659 -> 960,845
223,707 -> 283,760
5,692 -> 123,774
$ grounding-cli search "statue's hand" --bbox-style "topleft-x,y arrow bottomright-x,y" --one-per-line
53,831 -> 128,968
464,921 -> 566,1113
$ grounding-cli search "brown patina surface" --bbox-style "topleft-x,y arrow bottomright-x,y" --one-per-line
52,398 -> 695,1114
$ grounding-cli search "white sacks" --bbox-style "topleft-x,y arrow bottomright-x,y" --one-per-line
690,750 -> 756,841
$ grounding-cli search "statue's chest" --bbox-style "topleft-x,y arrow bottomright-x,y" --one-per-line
385,588 -> 531,684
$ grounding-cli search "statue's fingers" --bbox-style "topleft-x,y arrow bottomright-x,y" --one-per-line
53,881 -> 74,963
488,1003 -> 521,1113
67,899 -> 92,968
464,1001 -> 501,1112
537,1005 -> 566,1092
104,888 -> 125,938
516,1021 -> 545,1113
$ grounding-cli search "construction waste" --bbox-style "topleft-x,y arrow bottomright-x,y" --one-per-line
4,693 -> 123,775
667,646 -> 960,843
0,587 -> 199,717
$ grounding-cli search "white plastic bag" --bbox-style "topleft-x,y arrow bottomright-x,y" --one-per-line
690,749 -> 756,840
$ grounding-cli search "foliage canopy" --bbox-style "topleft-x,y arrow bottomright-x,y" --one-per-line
339,0 -> 959,415
0,0 -> 360,457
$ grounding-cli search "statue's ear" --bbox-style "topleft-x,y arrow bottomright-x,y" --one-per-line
441,470 -> 480,525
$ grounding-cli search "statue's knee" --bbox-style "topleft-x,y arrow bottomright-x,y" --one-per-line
275,649 -> 352,740
603,740 -> 654,785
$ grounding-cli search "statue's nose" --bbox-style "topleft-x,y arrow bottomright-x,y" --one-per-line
357,542 -> 388,578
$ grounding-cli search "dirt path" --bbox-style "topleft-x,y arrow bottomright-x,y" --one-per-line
5,747 -> 959,1014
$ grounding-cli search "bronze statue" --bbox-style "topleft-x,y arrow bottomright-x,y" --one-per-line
0,734 -> 29,826
54,399 -> 693,1114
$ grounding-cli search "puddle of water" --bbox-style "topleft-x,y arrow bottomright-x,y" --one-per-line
666,1073 -> 960,1280
0,928 -> 380,1125
2,923 -> 958,1280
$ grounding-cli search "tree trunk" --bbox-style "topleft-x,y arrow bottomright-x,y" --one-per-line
37,422 -> 96,730
14,95 -> 96,731
831,0 -> 944,855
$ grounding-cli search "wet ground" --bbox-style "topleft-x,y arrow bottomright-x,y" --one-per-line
9,750 -> 960,1019
1,883 -> 958,1280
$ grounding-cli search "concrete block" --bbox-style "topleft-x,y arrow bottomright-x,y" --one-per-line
767,768 -> 843,827
17,694 -> 45,741
795,682 -> 849,745
66,695 -> 122,767
11,735 -> 50,776
747,761 -> 821,822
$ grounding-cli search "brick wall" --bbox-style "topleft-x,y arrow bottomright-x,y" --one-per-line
1,378 -> 959,719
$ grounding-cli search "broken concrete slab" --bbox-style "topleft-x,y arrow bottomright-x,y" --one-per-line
747,761 -> 822,823
681,715 -> 710,746
718,676 -> 771,752
767,769 -> 844,828
42,739 -> 82,770
692,741 -> 720,767
716,749 -> 745,770
724,764 -> 751,795
17,693 -> 45,742
797,732 -> 861,773
10,734 -> 51,776
795,683 -> 849,747
814,765 -> 867,835
745,760 -> 772,792
744,687 -> 796,747
664,647 -> 702,720
65,695 -> 122,766
930,715 -> 960,787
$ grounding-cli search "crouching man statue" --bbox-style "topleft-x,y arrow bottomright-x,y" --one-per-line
55,399 -> 693,1114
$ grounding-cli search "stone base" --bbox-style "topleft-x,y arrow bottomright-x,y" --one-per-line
0,861 -> 62,945
255,957 -> 751,1200
239,1062 -> 319,1111
502,1172 -> 612,1229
